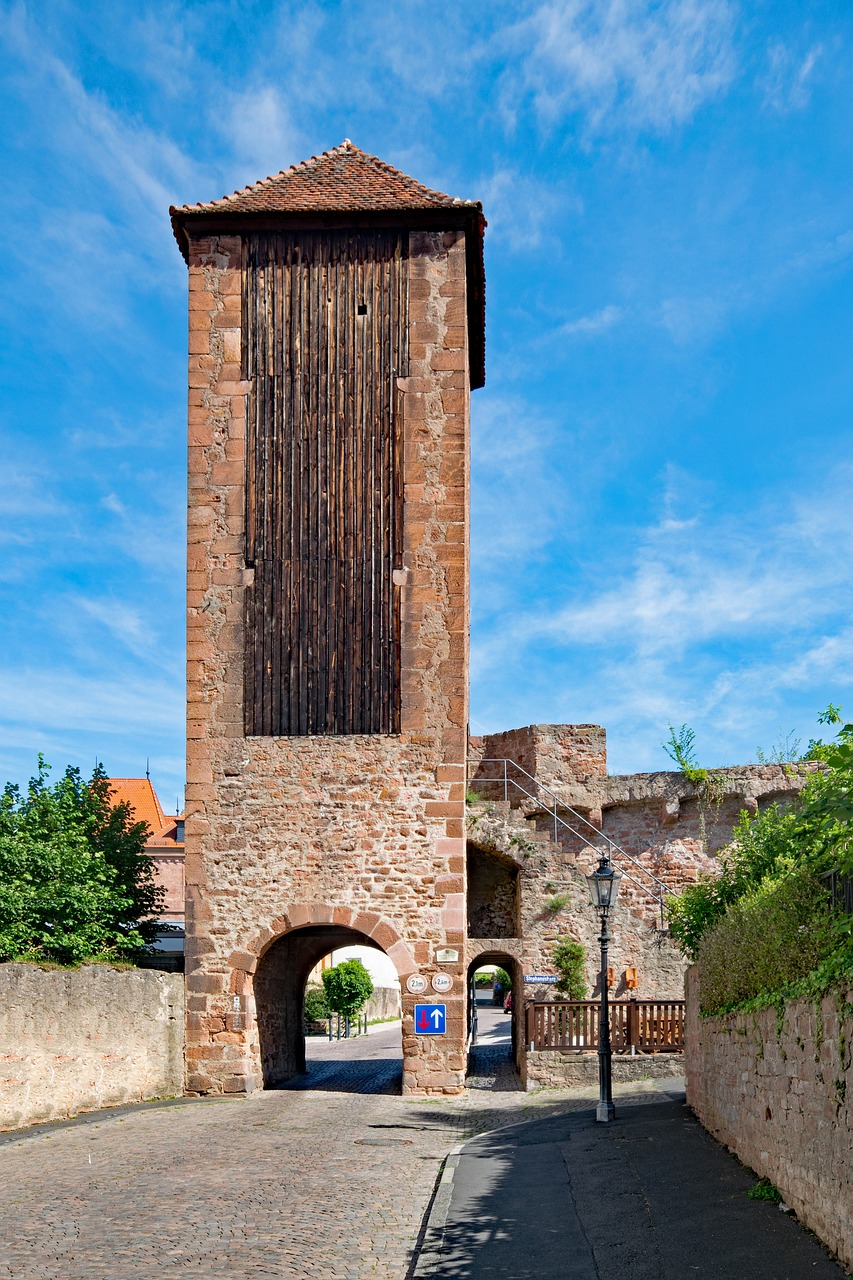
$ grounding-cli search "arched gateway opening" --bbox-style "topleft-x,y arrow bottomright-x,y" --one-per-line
254,924 -> 403,1090
466,951 -> 523,1086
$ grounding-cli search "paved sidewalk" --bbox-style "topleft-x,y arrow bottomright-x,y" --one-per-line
416,1077 -> 848,1280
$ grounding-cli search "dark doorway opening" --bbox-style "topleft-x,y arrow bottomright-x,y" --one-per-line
254,925 -> 402,1094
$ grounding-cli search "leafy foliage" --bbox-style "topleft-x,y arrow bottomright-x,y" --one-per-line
544,892 -> 572,914
668,709 -> 853,1014
662,723 -> 726,851
321,958 -> 374,1018
493,966 -> 512,989
0,758 -> 164,965
662,724 -> 704,785
303,984 -> 329,1025
747,1178 -> 782,1203
552,938 -> 587,999
697,870 -> 837,1013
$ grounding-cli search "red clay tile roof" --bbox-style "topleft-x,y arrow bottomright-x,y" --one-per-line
170,140 -> 479,217
170,140 -> 486,389
107,778 -> 185,849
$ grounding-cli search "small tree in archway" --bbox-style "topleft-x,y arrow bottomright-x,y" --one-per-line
322,958 -> 374,1018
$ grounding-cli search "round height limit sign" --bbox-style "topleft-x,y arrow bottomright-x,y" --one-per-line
431,973 -> 453,994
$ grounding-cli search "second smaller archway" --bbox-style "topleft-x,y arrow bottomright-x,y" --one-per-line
466,950 -> 524,1085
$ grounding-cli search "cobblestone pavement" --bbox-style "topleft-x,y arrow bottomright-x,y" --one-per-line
0,1024 -> 606,1280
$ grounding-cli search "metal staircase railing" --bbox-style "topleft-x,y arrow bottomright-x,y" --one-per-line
468,757 -> 676,928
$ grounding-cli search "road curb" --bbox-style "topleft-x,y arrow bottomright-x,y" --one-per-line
409,1141 -> 465,1277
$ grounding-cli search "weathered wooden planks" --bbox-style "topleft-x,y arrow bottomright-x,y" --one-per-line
527,1000 -> 686,1053
243,230 -> 407,736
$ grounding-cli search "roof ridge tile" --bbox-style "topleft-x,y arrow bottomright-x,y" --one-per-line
169,141 -> 477,218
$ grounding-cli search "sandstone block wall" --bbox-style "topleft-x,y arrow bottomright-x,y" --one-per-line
522,1049 -> 684,1091
685,967 -> 853,1271
469,724 -> 607,802
465,802 -> 688,1001
184,230 -> 470,1095
0,965 -> 185,1132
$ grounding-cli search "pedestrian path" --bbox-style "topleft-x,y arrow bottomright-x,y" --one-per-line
415,1077 -> 848,1279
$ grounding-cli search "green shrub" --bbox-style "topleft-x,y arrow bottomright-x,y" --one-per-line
473,972 -> 493,987
552,938 -> 587,999
747,1178 -> 782,1203
303,985 -> 329,1024
0,758 -> 163,965
697,870 -> 837,1014
321,959 -> 374,1018
668,802 -> 811,962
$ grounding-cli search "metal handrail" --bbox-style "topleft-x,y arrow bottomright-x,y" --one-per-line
469,757 -> 675,927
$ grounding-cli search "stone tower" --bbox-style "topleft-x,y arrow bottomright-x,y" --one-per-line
170,142 -> 485,1095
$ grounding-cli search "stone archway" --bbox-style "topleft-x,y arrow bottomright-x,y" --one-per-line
466,947 -> 524,1077
237,905 -> 414,1089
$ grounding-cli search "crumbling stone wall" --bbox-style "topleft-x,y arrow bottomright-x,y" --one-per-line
685,967 -> 853,1272
469,724 -> 606,802
466,804 -> 686,1001
184,229 -> 470,1096
469,726 -> 815,933
0,965 -> 184,1132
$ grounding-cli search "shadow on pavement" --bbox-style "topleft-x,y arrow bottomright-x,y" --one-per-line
278,1057 -> 403,1094
414,1088 -> 848,1280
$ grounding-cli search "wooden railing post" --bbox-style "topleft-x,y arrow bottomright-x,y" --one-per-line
526,1001 -> 535,1051
627,998 -> 639,1053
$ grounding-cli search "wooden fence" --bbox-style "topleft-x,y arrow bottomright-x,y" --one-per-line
525,1000 -> 684,1054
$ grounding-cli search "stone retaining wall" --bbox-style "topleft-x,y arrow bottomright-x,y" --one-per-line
0,964 -> 185,1132
685,966 -> 853,1271
522,1049 -> 684,1091
364,986 -> 402,1022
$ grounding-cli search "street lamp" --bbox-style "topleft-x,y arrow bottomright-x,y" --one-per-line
586,854 -> 623,1123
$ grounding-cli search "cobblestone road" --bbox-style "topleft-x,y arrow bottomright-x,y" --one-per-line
0,1021 -> 595,1280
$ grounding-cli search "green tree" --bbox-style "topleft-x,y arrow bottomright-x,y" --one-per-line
321,958 -> 374,1018
552,938 -> 587,999
303,984 -> 330,1026
0,758 -> 164,965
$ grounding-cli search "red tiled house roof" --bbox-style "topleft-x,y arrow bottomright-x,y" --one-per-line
108,778 -> 185,849
170,140 -> 486,387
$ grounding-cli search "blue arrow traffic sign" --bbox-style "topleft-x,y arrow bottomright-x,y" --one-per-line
414,1004 -> 446,1035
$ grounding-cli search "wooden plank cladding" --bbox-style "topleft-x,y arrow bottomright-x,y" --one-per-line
242,230 -> 408,736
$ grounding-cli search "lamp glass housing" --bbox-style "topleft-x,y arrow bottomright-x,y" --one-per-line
586,862 -> 623,910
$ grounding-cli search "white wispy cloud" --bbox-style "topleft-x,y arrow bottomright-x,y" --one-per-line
504,0 -> 737,134
471,395 -> 570,583
761,39 -> 824,114
220,85 -> 304,186
560,303 -> 623,335
477,168 -> 579,252
471,459 -> 853,766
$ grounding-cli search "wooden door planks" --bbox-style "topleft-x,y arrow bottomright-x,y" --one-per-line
242,230 -> 407,736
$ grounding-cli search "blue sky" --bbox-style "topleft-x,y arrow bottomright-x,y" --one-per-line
1,0 -> 852,807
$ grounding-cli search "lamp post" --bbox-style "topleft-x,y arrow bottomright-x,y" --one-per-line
586,854 -> 622,1123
